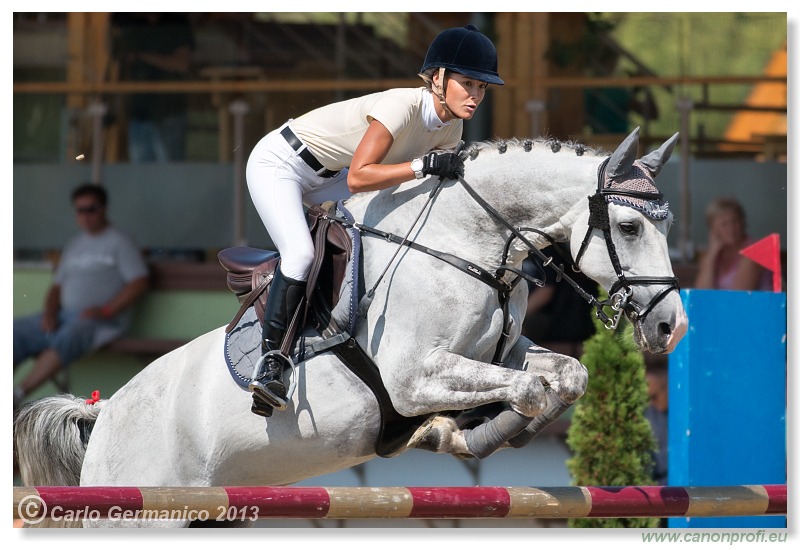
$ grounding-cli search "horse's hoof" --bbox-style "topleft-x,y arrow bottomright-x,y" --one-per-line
408,416 -> 460,453
408,419 -> 435,450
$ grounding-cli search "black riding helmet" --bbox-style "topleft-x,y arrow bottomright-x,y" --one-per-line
420,24 -> 504,85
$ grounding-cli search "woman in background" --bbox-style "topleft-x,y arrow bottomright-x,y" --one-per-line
694,196 -> 770,291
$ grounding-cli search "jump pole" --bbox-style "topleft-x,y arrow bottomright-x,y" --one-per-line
14,485 -> 786,521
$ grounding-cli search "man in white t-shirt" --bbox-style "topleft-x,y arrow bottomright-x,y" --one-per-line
13,184 -> 149,408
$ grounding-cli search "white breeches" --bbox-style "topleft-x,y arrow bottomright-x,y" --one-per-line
246,125 -> 351,280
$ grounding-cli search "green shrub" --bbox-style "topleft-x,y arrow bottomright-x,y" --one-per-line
566,308 -> 659,528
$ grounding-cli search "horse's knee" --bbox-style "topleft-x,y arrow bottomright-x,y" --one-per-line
383,378 -> 428,417
511,373 -> 547,418
556,357 -> 588,403
393,400 -> 427,418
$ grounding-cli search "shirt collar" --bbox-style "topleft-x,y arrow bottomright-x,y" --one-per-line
422,90 -> 451,131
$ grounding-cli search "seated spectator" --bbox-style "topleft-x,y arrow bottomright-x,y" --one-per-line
13,183 -> 149,408
694,196 -> 771,290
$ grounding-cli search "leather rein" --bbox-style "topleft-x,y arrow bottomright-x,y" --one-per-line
322,158 -> 679,363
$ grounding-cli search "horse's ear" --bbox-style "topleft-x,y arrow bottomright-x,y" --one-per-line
606,127 -> 640,179
640,132 -> 679,177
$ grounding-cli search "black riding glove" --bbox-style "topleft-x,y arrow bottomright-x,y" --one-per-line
422,151 -> 465,180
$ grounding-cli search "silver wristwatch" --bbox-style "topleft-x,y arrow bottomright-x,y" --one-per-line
411,157 -> 425,179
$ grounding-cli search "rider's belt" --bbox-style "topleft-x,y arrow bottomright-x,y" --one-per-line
281,126 -> 340,178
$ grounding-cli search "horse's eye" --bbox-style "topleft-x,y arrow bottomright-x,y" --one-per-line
619,222 -> 639,236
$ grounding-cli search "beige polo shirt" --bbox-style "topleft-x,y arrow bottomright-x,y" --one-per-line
290,87 -> 463,171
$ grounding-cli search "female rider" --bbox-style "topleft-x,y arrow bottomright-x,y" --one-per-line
246,25 -> 504,417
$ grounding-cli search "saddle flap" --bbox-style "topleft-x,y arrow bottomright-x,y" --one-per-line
218,202 -> 353,334
310,211 -> 352,311
218,247 -> 280,297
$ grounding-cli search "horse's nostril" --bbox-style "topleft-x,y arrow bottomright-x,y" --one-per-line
659,322 -> 672,336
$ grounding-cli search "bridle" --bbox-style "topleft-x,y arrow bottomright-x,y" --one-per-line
324,156 -> 679,364
571,158 -> 680,329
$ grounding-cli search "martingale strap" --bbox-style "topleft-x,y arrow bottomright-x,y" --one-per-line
321,185 -> 516,365
319,211 -> 511,294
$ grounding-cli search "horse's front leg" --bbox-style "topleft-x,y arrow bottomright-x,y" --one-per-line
408,336 -> 588,458
391,347 -> 547,459
387,347 -> 548,418
504,335 -> 588,448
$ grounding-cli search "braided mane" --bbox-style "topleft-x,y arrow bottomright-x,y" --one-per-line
462,137 -> 607,162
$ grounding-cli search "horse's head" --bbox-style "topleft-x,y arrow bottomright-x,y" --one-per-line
568,128 -> 688,354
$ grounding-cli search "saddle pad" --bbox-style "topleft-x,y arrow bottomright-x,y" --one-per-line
224,201 -> 360,390
224,306 -> 337,390
224,306 -> 264,389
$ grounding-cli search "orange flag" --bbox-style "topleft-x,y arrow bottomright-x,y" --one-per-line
740,233 -> 782,292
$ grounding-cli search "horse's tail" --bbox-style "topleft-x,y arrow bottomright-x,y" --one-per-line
14,394 -> 105,528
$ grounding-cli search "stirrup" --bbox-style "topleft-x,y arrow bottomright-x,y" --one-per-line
250,394 -> 274,418
248,350 -> 297,411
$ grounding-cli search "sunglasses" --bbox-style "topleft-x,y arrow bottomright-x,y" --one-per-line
75,204 -> 102,214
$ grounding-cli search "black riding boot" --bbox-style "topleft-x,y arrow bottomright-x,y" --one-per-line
249,267 -> 306,417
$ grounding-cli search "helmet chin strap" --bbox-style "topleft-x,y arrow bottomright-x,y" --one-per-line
434,67 -> 461,120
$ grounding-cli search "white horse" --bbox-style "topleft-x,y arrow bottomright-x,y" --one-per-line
14,128 -> 687,527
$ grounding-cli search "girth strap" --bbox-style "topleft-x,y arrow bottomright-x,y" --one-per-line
329,338 -> 430,458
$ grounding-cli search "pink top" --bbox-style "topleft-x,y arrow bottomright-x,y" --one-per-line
715,240 -> 772,290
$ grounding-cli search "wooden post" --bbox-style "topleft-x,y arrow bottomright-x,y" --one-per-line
494,13 -> 549,139
529,14 -> 550,138
493,13 -> 514,138
65,13 -> 110,164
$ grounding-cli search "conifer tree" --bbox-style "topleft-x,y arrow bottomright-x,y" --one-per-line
566,306 -> 659,528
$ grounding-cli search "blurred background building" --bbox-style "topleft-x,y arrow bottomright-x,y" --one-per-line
13,12 -> 787,259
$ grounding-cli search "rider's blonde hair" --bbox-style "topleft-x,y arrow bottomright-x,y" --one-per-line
417,67 -> 439,91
